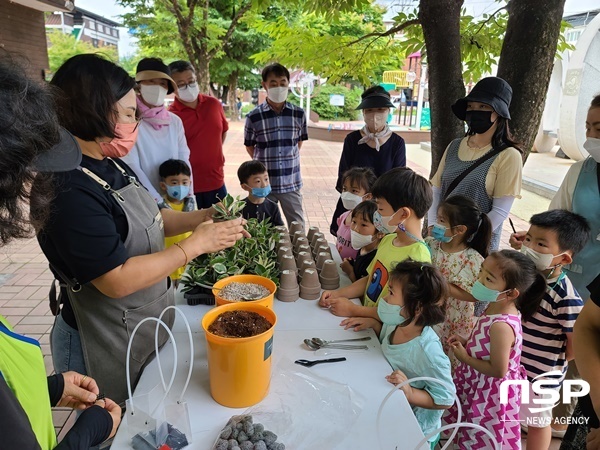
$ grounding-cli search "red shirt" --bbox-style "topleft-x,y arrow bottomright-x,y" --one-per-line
170,95 -> 229,192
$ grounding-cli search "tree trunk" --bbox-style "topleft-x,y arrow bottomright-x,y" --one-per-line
419,0 -> 466,177
497,0 -> 566,162
227,72 -> 239,121
193,56 -> 211,94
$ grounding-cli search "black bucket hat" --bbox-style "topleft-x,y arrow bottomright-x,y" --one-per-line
135,58 -> 177,94
32,128 -> 82,172
356,87 -> 395,110
452,77 -> 512,120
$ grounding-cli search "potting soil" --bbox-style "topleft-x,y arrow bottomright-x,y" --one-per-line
219,282 -> 270,302
208,311 -> 272,338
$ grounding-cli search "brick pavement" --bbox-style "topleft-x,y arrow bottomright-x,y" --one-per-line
0,120 -> 554,446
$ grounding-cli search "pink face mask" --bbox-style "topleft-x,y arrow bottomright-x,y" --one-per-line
99,122 -> 139,158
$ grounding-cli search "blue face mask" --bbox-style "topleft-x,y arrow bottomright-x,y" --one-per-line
470,280 -> 511,303
251,185 -> 271,198
166,184 -> 190,201
377,298 -> 406,326
432,223 -> 455,243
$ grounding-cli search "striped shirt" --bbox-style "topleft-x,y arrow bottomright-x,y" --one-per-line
244,101 -> 308,194
521,274 -> 583,386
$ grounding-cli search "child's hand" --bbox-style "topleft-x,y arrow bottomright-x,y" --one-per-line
447,334 -> 467,347
340,258 -> 353,276
319,290 -> 337,308
509,230 -> 526,250
327,297 -> 355,317
340,317 -> 376,331
450,341 -> 468,362
385,370 -> 413,398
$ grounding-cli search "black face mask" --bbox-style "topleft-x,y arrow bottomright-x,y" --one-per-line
465,110 -> 495,134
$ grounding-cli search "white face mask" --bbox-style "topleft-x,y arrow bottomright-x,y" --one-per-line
583,137 -> 600,163
178,83 -> 199,103
364,111 -> 388,133
373,211 -> 397,234
520,244 -> 564,271
341,192 -> 364,210
267,86 -> 288,104
350,230 -> 374,250
140,84 -> 168,107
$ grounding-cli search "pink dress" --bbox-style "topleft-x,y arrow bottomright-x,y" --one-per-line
336,210 -> 358,260
445,313 -> 525,449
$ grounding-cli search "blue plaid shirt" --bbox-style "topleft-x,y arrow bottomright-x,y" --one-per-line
244,101 -> 308,193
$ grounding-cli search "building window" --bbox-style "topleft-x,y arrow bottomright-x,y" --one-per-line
88,21 -> 95,30
98,24 -> 103,33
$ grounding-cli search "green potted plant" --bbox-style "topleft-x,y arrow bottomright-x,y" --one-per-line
181,217 -> 280,305
212,194 -> 245,222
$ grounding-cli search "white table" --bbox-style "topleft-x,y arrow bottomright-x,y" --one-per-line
112,250 -> 427,449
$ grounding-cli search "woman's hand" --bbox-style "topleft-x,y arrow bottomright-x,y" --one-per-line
188,218 -> 249,255
95,397 -> 122,440
58,372 -> 100,409
509,230 -> 526,250
340,317 -> 377,331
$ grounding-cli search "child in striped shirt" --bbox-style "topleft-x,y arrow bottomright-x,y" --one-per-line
518,209 -> 590,448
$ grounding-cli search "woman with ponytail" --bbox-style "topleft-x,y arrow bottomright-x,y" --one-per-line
426,195 -> 492,370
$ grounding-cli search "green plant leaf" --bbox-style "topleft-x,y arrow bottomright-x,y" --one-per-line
213,263 -> 227,274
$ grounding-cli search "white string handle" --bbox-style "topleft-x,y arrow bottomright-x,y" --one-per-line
415,423 -> 500,450
376,376 -> 461,450
156,305 -> 194,403
126,317 -> 177,415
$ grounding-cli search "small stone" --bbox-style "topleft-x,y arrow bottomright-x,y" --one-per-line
262,431 -> 277,446
238,431 -> 248,442
220,426 -> 232,440
232,447 -> 241,450
254,423 -> 264,434
229,439 -> 239,449
244,420 -> 255,436
236,422 -> 244,430
274,444 -> 285,450
215,439 -> 228,450
253,441 -> 267,450
250,431 -> 264,443
232,428 -> 239,440
240,441 -> 254,450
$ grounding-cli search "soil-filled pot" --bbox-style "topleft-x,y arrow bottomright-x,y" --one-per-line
202,303 -> 277,408
213,275 -> 276,309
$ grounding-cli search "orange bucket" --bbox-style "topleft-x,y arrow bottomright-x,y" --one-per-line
201,302 -> 277,408
212,274 -> 276,309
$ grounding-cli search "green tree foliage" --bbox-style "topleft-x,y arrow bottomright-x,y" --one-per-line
47,30 -> 118,73
288,84 -> 362,120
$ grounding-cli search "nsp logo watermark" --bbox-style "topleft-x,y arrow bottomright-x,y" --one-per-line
500,370 -> 590,413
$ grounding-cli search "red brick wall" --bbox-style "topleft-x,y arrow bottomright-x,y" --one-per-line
0,2 -> 50,80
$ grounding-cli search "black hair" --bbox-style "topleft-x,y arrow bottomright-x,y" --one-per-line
159,159 -> 191,179
237,160 -> 268,184
361,85 -> 391,100
342,167 -> 377,194
389,260 -> 448,328
467,116 -> 523,154
168,60 -> 195,75
351,200 -> 378,225
261,63 -> 290,82
490,250 -> 546,322
371,167 -> 432,218
439,195 -> 492,257
529,209 -> 591,256
0,52 -> 58,244
50,54 -> 136,141
591,94 -> 600,109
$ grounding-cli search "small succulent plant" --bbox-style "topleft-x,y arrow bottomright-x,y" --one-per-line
181,218 -> 280,291
212,194 -> 246,222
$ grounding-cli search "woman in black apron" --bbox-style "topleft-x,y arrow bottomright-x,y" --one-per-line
0,52 -> 119,449
428,77 -> 523,251
33,54 -> 246,406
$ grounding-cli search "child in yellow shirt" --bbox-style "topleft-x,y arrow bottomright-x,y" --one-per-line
159,159 -> 196,283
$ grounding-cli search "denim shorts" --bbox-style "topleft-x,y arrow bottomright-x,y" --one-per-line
50,313 -> 87,375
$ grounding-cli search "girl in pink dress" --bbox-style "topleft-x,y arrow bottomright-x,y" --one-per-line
335,167 -> 376,260
445,250 -> 546,449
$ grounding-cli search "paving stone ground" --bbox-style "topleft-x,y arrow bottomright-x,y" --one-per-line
0,121 -> 560,447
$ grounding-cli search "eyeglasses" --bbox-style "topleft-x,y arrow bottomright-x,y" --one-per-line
177,81 -> 198,91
